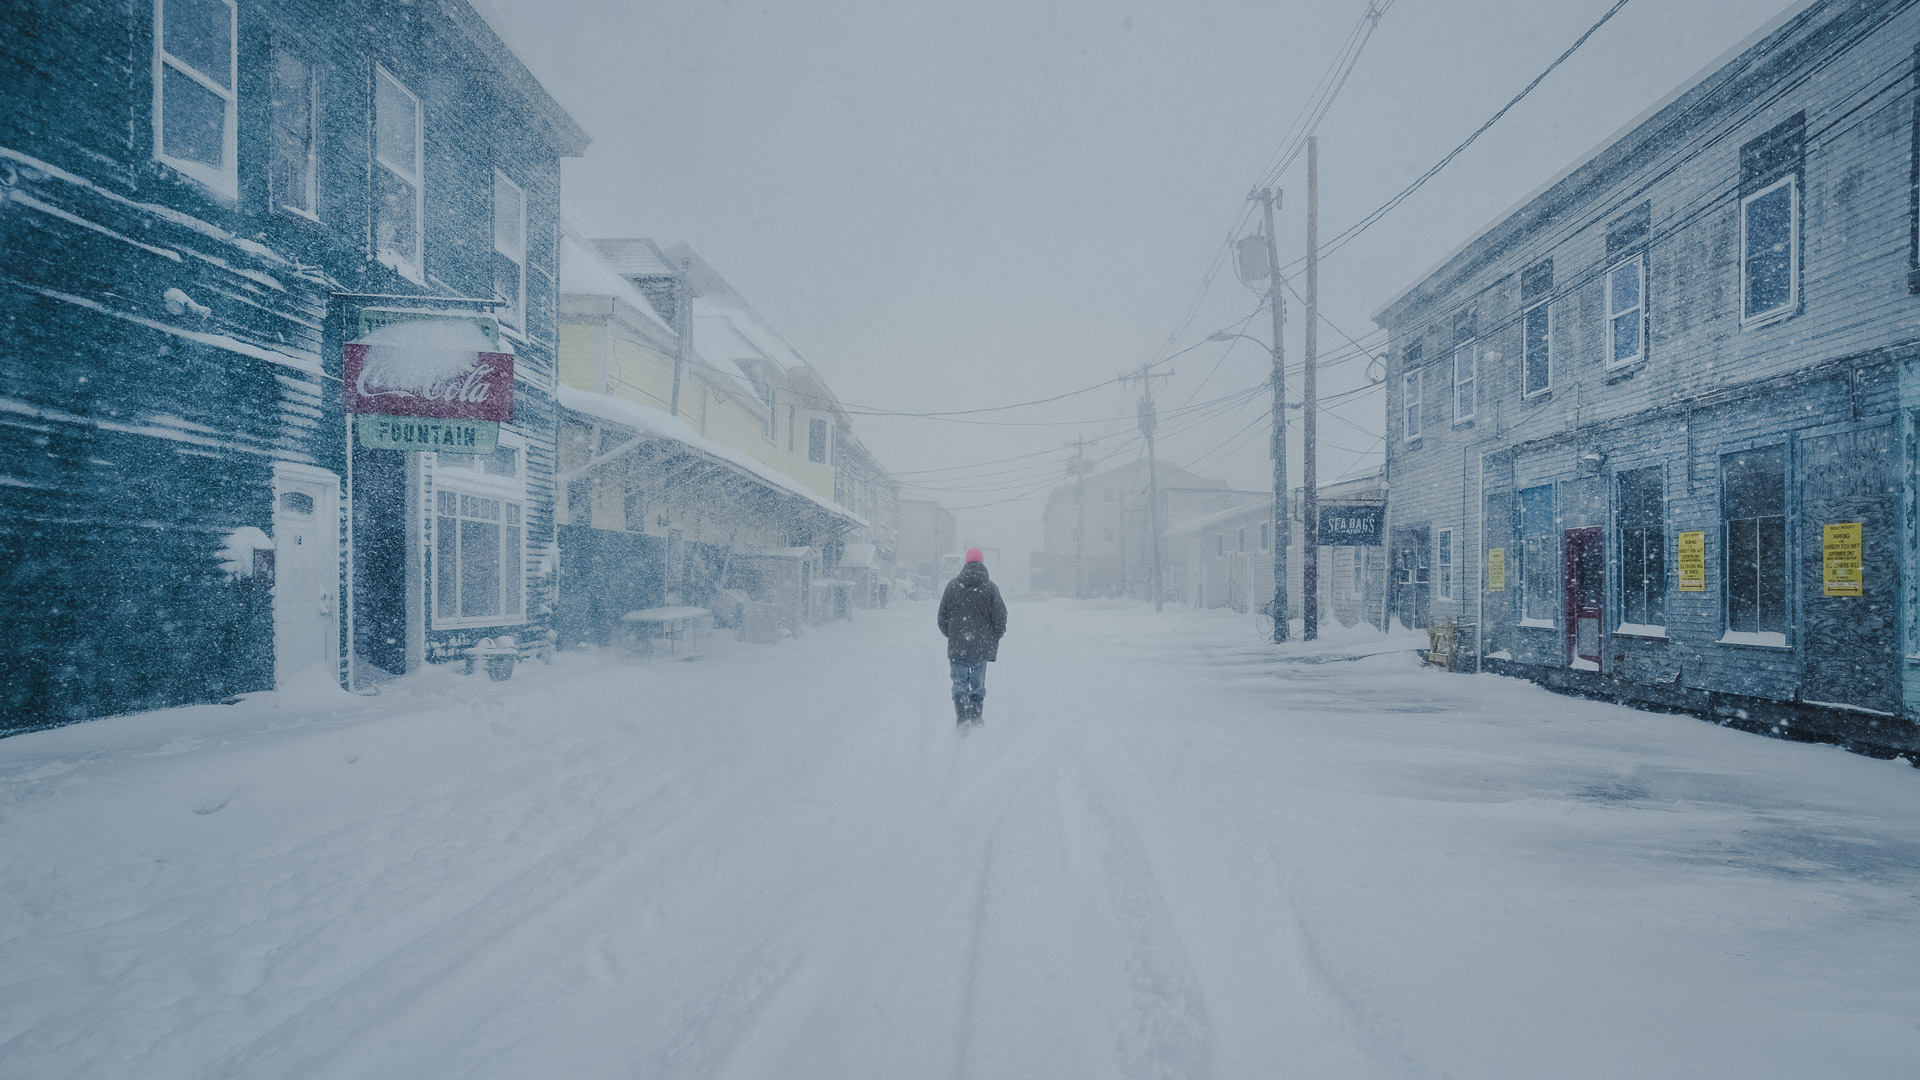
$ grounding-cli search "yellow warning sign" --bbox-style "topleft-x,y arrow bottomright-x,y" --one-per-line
1823,522 -> 1862,597
1677,531 -> 1706,592
1486,547 -> 1505,592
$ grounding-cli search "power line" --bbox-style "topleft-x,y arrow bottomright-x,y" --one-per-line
1285,0 -> 1635,273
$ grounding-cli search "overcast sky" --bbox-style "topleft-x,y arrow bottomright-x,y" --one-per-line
474,0 -> 1796,571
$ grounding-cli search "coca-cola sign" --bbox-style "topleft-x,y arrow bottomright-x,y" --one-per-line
344,343 -> 514,421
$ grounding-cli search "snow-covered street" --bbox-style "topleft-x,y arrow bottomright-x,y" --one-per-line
3,600 -> 1918,1079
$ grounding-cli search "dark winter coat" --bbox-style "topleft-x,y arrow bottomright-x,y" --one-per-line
937,561 -> 1008,663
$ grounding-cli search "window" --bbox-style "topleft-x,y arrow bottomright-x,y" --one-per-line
1217,535 -> 1225,556
435,442 -> 525,626
435,491 -> 525,625
1350,548 -> 1368,598
154,0 -> 237,196
788,405 -> 796,452
1237,527 -> 1246,552
269,50 -> 319,216
1437,528 -> 1454,600
1402,369 -> 1423,442
1260,523 -> 1270,551
1607,256 -> 1645,367
1741,175 -> 1798,326
1722,445 -> 1787,641
374,66 -> 423,280
492,171 -> 526,330
1520,260 -> 1551,396
1617,467 -> 1665,629
1518,485 -> 1555,624
1452,341 -> 1476,423
808,417 -> 829,464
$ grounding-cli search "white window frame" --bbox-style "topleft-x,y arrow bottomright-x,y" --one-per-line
1402,369 -> 1423,443
1452,341 -> 1477,423
431,434 -> 528,630
1739,174 -> 1799,328
270,47 -> 320,218
492,170 -> 527,331
152,0 -> 239,198
374,64 -> 425,283
1437,527 -> 1455,601
1606,255 -> 1646,367
1522,301 -> 1552,396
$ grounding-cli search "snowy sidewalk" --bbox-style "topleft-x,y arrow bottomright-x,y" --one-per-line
3,599 -> 1918,1079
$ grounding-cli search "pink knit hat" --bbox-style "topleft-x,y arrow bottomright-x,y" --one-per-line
965,547 -> 983,564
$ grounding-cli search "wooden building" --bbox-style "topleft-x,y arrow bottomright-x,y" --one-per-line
1,0 -> 586,731
1373,0 -> 1920,752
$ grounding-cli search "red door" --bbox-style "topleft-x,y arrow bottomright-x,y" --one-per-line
1563,527 -> 1604,672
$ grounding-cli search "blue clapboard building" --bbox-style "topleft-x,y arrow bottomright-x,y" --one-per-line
0,0 -> 587,731
1373,0 -> 1920,753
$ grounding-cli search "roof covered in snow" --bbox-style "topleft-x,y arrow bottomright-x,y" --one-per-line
557,384 -> 866,529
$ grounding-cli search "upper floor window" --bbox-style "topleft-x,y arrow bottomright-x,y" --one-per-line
374,66 -> 424,281
492,171 -> 525,330
1452,341 -> 1477,423
154,0 -> 238,197
270,49 -> 318,217
1741,175 -> 1798,326
1607,255 -> 1645,367
1520,260 -> 1551,396
1401,368 -> 1423,442
808,417 -> 830,464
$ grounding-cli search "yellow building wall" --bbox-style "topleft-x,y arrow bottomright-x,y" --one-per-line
558,323 -> 600,392
607,335 -> 676,413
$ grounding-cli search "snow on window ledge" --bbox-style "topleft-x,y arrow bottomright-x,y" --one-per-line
1516,617 -> 1555,629
1613,623 -> 1668,639
1718,630 -> 1788,649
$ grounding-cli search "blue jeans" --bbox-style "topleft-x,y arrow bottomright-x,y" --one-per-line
950,660 -> 986,703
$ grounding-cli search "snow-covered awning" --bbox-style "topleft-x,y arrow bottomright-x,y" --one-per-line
557,384 -> 866,532
838,543 -> 877,569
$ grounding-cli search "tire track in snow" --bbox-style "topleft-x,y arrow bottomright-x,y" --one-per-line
212,707 -> 853,1079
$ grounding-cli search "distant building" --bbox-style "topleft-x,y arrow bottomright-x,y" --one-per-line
896,498 -> 957,587
1168,470 -> 1386,626
1036,462 -> 1235,601
1372,0 -> 1920,751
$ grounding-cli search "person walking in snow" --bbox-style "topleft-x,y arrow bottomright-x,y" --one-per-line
937,547 -> 1007,730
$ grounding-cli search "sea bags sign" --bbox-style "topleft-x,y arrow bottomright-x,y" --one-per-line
1316,503 -> 1385,547
346,315 -> 513,452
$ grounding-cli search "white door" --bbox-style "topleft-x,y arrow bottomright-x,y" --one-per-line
272,464 -> 340,690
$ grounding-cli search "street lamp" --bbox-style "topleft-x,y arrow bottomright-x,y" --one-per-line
1206,327 -> 1288,643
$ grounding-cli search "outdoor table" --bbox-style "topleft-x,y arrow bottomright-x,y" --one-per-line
620,606 -> 712,659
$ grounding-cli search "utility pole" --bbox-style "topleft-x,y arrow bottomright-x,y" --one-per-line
1254,187 -> 1290,643
670,255 -> 691,416
1303,137 -> 1321,641
1124,364 -> 1175,612
1070,436 -> 1089,598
